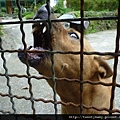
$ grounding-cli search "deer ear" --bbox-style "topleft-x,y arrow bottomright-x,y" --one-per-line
94,56 -> 113,78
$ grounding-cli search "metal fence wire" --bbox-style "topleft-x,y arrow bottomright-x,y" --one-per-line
0,0 -> 120,117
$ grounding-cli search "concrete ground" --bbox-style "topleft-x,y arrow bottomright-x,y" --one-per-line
0,18 -> 120,114
0,18 -> 61,114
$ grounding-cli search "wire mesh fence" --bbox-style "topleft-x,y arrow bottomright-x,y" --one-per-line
0,0 -> 120,118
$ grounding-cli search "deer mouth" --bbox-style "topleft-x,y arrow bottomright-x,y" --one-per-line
32,21 -> 51,49
18,20 -> 51,67
18,4 -> 54,67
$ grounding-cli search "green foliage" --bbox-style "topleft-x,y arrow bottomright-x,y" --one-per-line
36,1 -> 45,10
53,0 -> 72,14
14,7 -> 19,13
67,0 -> 118,11
73,11 -> 117,18
30,1 -> 45,13
0,12 -> 7,17
0,13 -> 4,17
12,1 -> 44,19
0,25 -> 3,35
67,0 -> 80,11
1,7 -> 7,13
85,0 -> 118,11
86,11 -> 117,33
85,20 -> 117,34
70,11 -> 117,34
22,12 -> 31,17
23,12 -> 34,19
87,11 -> 117,33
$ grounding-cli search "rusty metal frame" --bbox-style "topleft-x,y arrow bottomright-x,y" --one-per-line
0,0 -> 120,116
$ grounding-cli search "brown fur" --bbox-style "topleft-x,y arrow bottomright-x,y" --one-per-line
17,6 -> 114,114
32,19 -> 113,114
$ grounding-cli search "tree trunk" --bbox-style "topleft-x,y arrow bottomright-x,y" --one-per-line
6,0 -> 13,14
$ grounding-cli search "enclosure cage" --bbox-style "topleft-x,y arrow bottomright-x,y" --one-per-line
0,0 -> 120,120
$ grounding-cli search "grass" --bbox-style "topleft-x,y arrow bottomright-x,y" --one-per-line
24,12 -> 34,19
0,25 -> 3,35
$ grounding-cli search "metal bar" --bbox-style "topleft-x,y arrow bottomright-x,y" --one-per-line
16,0 -> 36,114
1,72 -> 120,88
0,0 -> 119,115
1,90 -> 120,114
1,88 -> 120,114
109,0 -> 120,115
0,49 -> 120,57
0,16 -> 118,25
79,0 -> 84,114
0,38 -> 16,114
46,0 -> 58,116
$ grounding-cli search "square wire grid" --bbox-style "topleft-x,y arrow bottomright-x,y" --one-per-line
0,0 -> 120,115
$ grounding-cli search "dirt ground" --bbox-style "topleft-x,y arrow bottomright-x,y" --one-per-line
0,18 -> 120,114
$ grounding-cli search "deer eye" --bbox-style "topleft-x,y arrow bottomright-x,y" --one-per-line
68,32 -> 79,39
